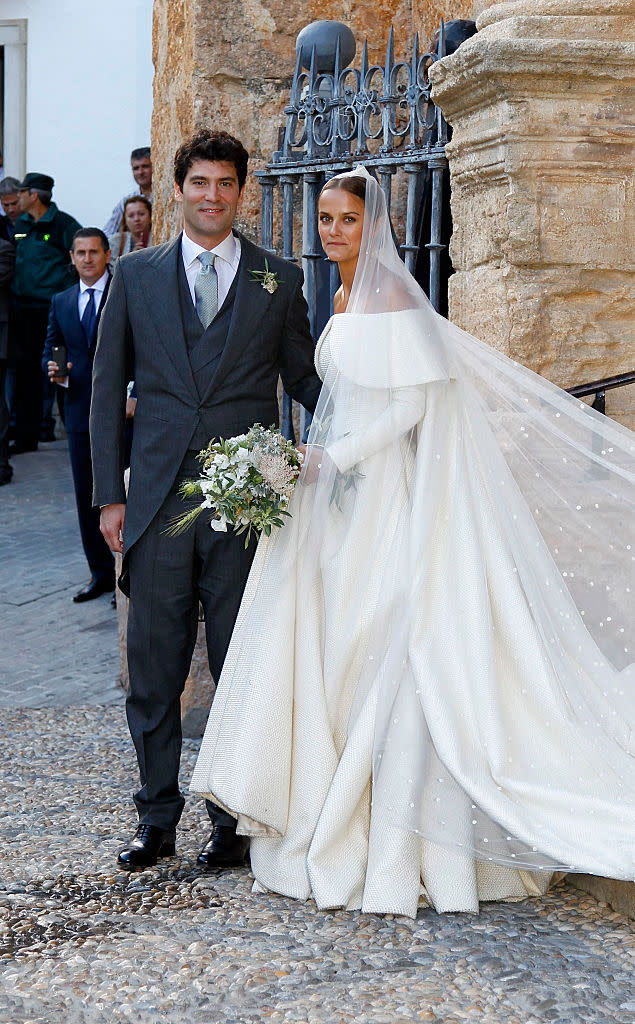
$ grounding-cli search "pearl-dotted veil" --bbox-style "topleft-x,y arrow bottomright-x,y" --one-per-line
297,166 -> 635,877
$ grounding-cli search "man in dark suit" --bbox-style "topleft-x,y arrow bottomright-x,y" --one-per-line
0,237 -> 16,484
90,129 -> 322,871
44,229 -> 115,600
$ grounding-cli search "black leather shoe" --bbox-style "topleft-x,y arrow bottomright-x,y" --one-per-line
117,824 -> 176,870
197,826 -> 250,870
0,470 -> 12,486
73,577 -> 115,603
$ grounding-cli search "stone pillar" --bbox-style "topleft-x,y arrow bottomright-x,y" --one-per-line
429,0 -> 634,426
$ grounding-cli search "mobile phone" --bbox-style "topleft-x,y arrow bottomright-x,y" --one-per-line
51,345 -> 67,375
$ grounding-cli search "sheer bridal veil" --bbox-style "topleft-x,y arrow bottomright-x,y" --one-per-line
300,166 -> 634,878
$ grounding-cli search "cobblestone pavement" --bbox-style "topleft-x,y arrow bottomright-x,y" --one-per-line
0,446 -> 633,1024
0,444 -> 119,707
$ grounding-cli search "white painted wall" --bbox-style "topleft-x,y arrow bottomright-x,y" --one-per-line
1,0 -> 154,229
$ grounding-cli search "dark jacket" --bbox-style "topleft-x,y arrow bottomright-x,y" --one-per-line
12,202 -> 81,306
0,239 -> 16,360
42,276 -> 111,432
0,215 -> 15,244
90,231 -> 322,560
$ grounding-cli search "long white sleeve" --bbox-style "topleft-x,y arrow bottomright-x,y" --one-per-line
326,386 -> 427,474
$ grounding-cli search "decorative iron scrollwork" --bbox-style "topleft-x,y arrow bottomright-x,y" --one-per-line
279,26 -> 448,165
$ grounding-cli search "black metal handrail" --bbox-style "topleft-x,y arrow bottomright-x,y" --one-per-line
566,371 -> 635,415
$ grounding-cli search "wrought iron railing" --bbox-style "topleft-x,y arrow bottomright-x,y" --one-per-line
256,22 -> 452,440
567,371 -> 635,415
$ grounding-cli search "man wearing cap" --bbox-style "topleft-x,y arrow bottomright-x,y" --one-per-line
11,173 -> 81,454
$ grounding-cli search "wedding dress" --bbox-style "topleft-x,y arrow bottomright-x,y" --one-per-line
190,169 -> 634,917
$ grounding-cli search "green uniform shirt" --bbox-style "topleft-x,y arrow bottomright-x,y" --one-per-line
12,202 -> 82,307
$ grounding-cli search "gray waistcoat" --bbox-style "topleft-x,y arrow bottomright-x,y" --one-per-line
176,253 -> 239,450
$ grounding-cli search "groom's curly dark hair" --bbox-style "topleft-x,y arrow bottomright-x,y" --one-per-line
174,128 -> 249,191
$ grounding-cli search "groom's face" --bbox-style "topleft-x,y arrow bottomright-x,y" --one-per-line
175,159 -> 243,247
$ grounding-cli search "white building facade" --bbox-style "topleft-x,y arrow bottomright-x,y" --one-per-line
0,0 -> 153,229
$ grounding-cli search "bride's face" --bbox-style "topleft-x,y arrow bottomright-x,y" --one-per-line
318,189 -> 365,266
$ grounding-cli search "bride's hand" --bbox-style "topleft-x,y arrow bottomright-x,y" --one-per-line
300,445 -> 333,485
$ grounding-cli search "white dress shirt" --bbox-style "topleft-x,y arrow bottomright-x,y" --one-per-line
181,229 -> 241,313
59,270 -> 110,388
78,269 -> 110,319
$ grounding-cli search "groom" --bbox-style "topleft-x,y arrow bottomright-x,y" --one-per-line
90,129 -> 322,870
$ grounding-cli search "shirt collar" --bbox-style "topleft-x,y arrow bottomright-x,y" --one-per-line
181,229 -> 238,270
79,269 -> 110,295
18,202 -> 58,227
38,203 -> 58,224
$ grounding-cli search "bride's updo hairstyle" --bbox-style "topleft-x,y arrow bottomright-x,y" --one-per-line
320,173 -> 367,202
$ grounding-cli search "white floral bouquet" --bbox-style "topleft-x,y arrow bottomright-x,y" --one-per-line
164,424 -> 304,546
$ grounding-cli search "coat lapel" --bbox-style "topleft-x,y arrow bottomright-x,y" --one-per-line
88,274 -> 112,353
136,235 -> 198,400
199,233 -> 277,403
63,284 -> 83,340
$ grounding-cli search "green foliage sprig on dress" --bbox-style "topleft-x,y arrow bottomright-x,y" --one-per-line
164,424 -> 304,547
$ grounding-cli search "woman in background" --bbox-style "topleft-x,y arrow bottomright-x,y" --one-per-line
108,195 -> 152,259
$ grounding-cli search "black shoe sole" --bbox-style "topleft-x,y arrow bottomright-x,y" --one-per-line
117,840 -> 176,871
73,582 -> 116,603
197,849 -> 250,872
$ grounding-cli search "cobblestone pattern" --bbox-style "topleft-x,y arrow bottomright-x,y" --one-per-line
1,707 -> 633,1024
0,444 -> 119,706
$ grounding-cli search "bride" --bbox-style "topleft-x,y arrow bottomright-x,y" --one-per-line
190,167 -> 634,917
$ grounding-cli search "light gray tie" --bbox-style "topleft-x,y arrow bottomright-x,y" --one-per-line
194,251 -> 218,328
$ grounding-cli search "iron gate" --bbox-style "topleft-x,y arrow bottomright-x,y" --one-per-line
256,23 -> 453,440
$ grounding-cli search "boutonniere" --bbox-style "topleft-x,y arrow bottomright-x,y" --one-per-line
248,259 -> 281,295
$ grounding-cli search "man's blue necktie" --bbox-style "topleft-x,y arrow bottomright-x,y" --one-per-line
81,287 -> 96,342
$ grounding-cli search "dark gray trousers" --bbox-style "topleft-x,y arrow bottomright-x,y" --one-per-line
126,452 -> 257,832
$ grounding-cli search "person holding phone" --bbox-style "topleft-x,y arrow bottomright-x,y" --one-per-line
108,196 -> 152,260
43,228 -> 115,603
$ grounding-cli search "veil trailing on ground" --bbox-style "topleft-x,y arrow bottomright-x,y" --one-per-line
301,166 -> 635,877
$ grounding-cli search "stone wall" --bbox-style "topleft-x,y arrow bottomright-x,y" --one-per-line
429,0 -> 634,425
151,0 -> 474,244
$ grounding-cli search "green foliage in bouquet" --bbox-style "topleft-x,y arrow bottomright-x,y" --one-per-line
164,424 -> 304,547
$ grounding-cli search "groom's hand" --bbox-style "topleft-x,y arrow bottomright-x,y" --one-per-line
100,503 -> 126,554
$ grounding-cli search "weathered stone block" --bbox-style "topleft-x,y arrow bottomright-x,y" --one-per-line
430,0 -> 634,426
